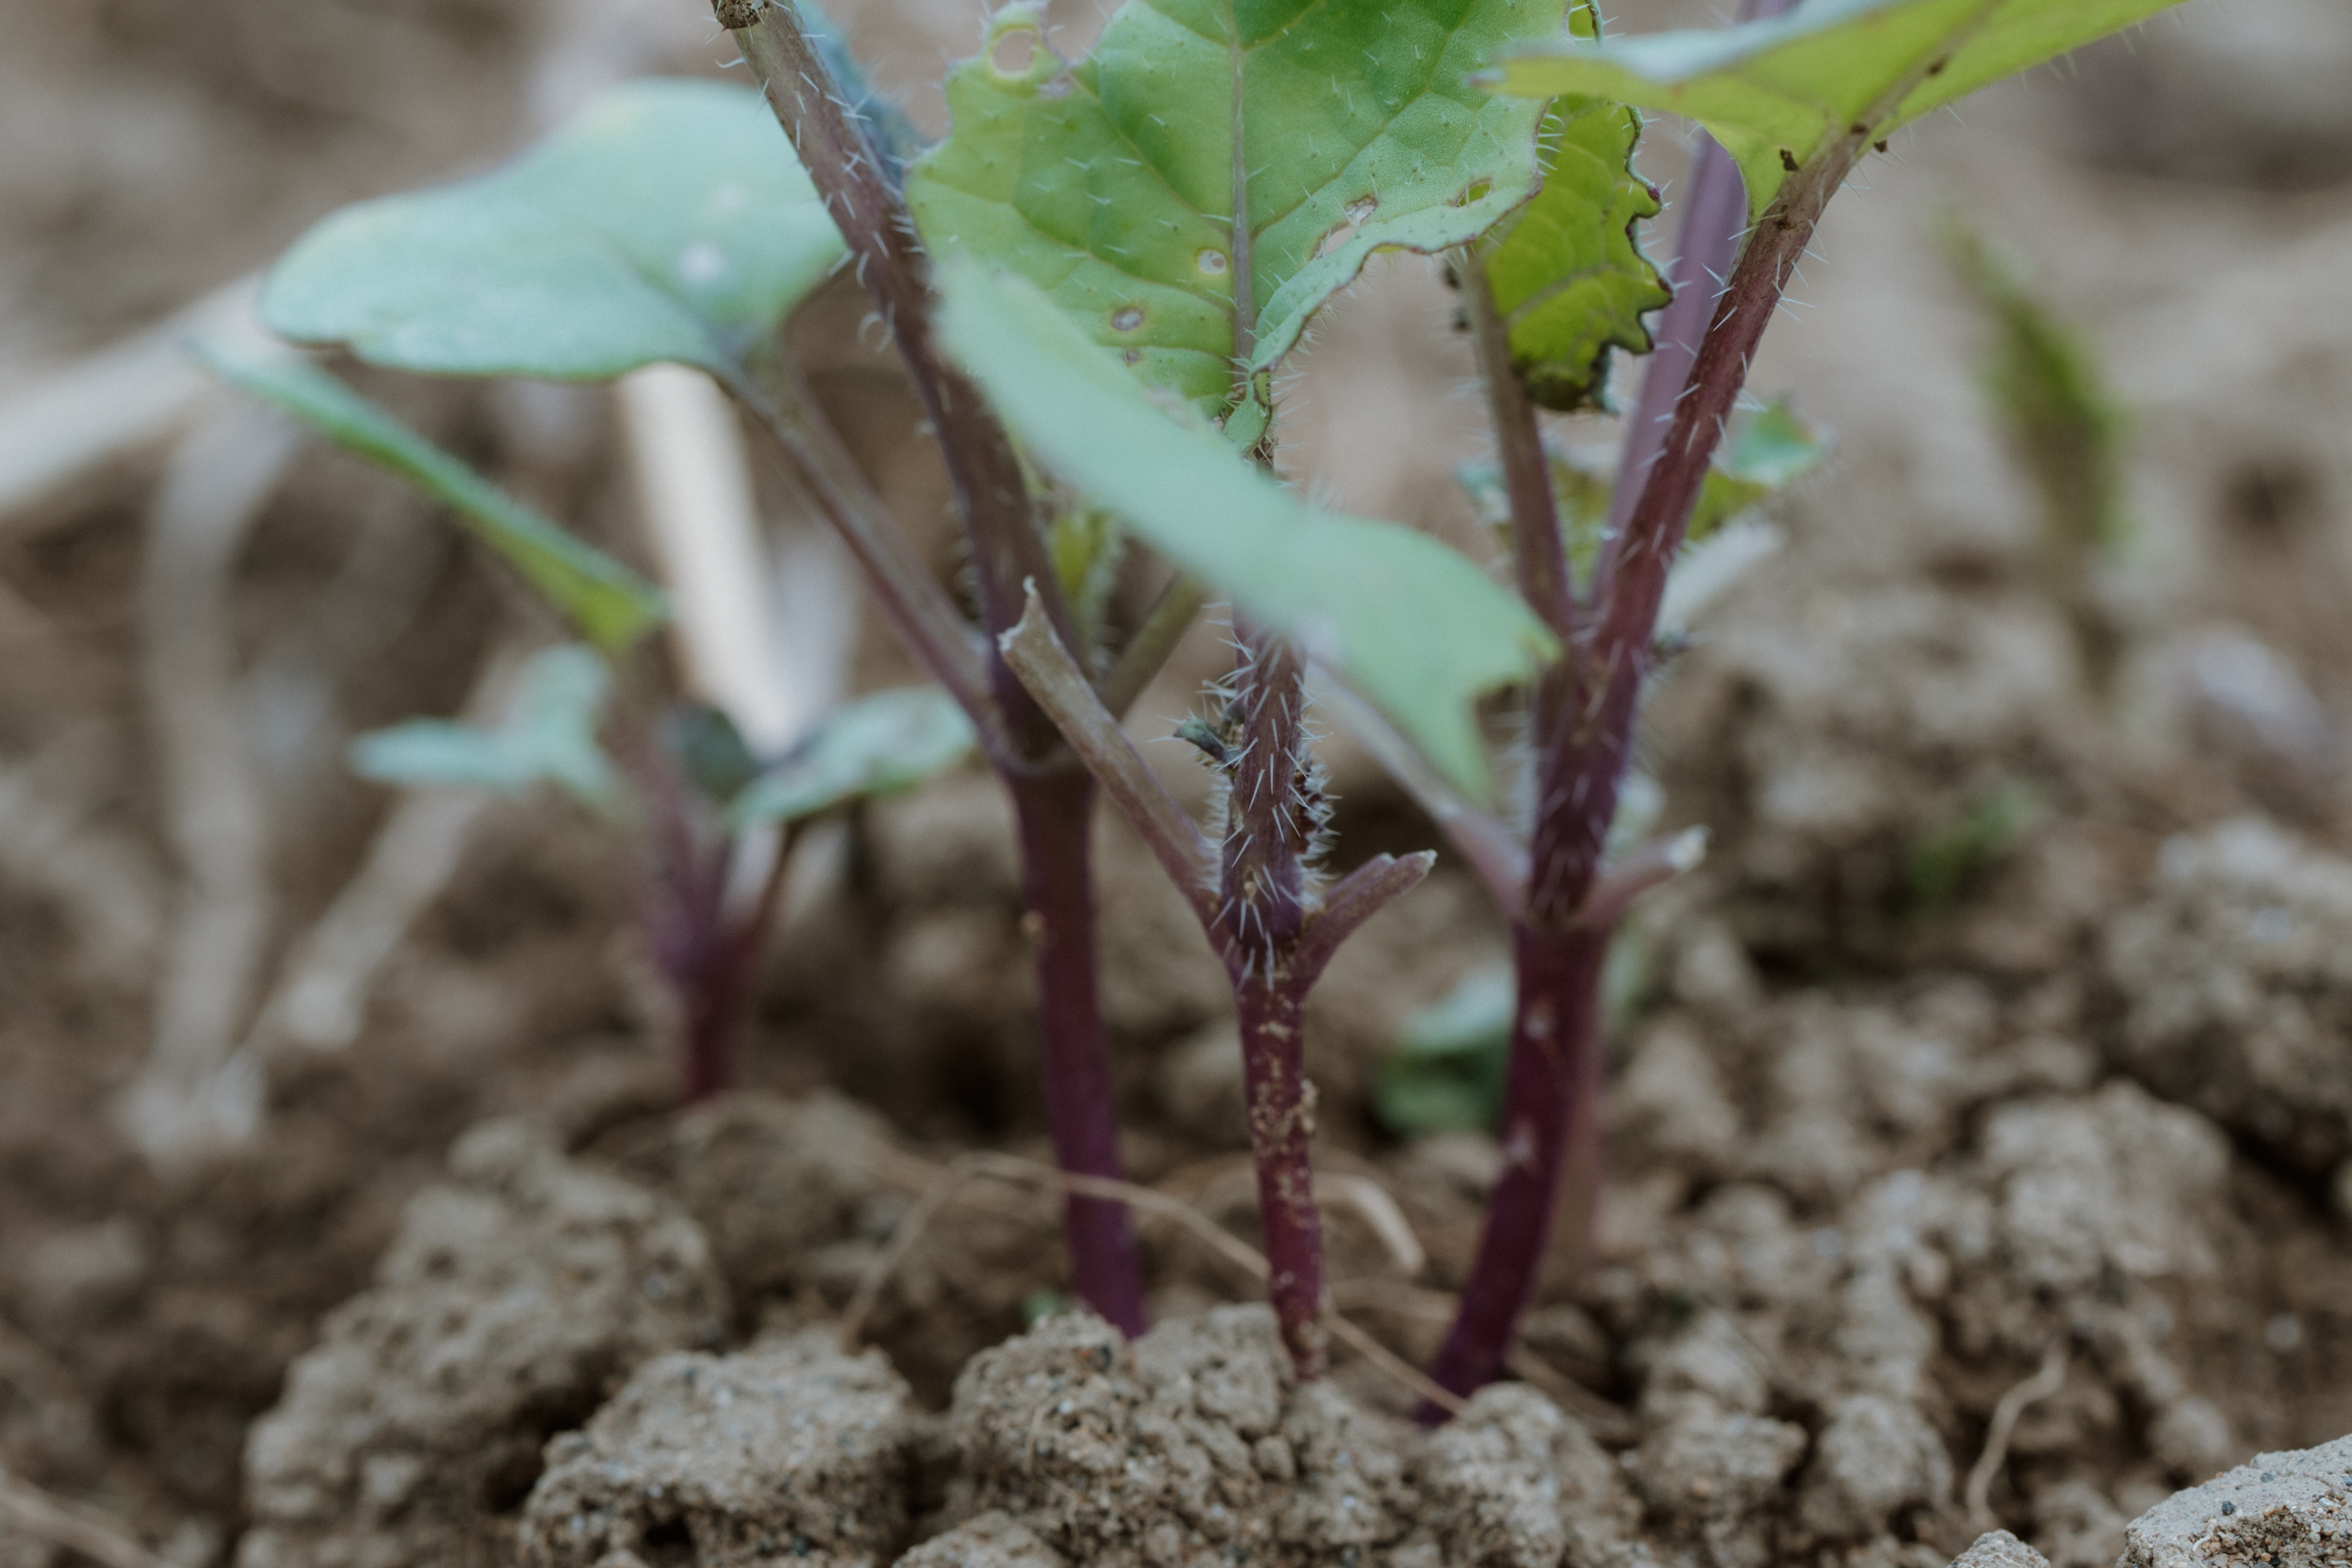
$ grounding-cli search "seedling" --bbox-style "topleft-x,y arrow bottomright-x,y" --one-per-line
229,0 -> 2187,1401
204,345 -> 975,1105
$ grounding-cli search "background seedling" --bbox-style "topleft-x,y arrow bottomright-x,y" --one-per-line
205,342 -> 974,1105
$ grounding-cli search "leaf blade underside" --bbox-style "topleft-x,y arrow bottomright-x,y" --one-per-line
199,344 -> 668,654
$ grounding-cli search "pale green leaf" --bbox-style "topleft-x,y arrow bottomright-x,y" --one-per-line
1480,96 -> 1668,412
728,686 -> 977,827
1484,0 -> 2190,220
1456,398 -> 1827,573
1947,223 -> 2128,563
939,260 -> 1555,801
906,0 -> 1565,418
199,344 -> 667,653
351,645 -> 619,808
1690,398 -> 1832,542
1375,931 -> 1650,1134
263,78 -> 846,381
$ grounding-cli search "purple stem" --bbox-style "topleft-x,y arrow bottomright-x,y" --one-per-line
1235,976 -> 1324,1375
1594,0 -> 1798,611
1428,0 -> 1858,1411
680,824 -> 800,1103
1218,630 -> 1326,1376
1421,921 -> 1607,1406
1011,766 -> 1149,1339
999,594 -> 1434,1376
727,3 -> 1147,1329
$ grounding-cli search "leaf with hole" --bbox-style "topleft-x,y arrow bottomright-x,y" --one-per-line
728,686 -> 978,827
351,645 -> 620,809
262,78 -> 846,382
1482,0 -> 2192,220
200,344 -> 668,654
939,260 -> 1555,801
1478,97 -> 1668,413
906,0 -> 1565,419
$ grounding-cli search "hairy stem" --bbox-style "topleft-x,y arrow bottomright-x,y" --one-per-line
729,6 -> 1068,684
1011,766 -> 1149,1338
1217,627 -> 1324,1376
1431,18 -> 1876,1405
1594,0 -> 1797,611
729,2 -> 1146,1327
1420,921 -> 1607,1407
1530,139 -> 1859,922
732,362 -> 1001,754
1459,256 -> 1575,650
1235,976 -> 1324,1375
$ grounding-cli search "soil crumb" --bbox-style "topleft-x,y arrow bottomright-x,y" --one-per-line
2104,817 -> 2352,1180
938,1304 -> 1647,1568
235,1119 -> 727,1568
517,1333 -> 918,1568
2120,1433 -> 2352,1568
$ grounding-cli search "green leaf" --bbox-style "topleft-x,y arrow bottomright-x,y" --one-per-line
1690,398 -> 1832,543
200,344 -> 667,653
662,703 -> 763,805
1483,0 -> 2191,221
1457,398 -> 1827,572
728,686 -> 977,827
939,260 -> 1555,801
906,0 -> 1564,419
1376,963 -> 1514,1136
351,644 -> 620,809
1479,96 -> 1668,413
1049,508 -> 1126,655
1946,223 -> 2127,564
1377,930 -> 1652,1135
263,78 -> 846,381
1903,777 -> 2042,913
202,347 -> 666,652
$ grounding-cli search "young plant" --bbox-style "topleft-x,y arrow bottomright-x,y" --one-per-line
231,0 -> 2189,1404
922,0 -> 2190,1407
203,344 -> 975,1104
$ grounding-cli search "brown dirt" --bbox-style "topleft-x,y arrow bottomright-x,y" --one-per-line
3,0 -> 2351,1564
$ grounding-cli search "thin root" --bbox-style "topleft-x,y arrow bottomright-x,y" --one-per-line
1965,1337 -> 2068,1527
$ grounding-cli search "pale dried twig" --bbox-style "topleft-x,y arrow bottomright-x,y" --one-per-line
231,644 -> 526,1061
838,1146 -> 1466,1415
1965,1339 -> 2068,1527
0,1465 -> 170,1568
113,405 -> 303,1172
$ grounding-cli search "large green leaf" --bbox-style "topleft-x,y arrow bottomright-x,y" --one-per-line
728,686 -> 977,826
1483,0 -> 2190,220
906,0 -> 1564,419
939,260 -> 1555,800
1478,97 -> 1667,413
263,78 -> 846,381
200,344 -> 667,653
351,644 -> 620,809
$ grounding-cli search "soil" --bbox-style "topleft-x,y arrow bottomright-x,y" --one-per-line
4,0 -> 2352,1566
